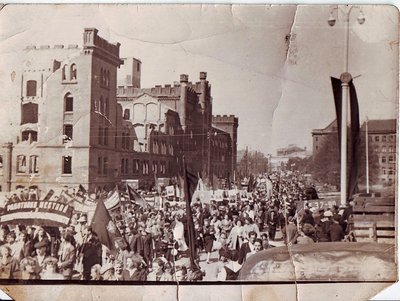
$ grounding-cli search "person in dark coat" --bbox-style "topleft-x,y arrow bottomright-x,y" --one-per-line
201,219 -> 215,264
329,215 -> 344,242
141,228 -> 154,266
237,231 -> 257,265
300,209 -> 315,226
81,227 -> 102,280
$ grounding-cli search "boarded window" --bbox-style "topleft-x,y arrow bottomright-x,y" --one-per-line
21,103 -> 38,124
62,156 -> 72,174
26,80 -> 37,97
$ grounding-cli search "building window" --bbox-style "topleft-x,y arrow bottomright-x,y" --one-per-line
98,127 -> 103,145
105,98 -> 109,118
382,135 -> 387,142
104,127 -> 109,146
26,80 -> 37,97
62,156 -> 72,174
0,156 -> 3,175
70,64 -> 77,80
381,156 -> 386,163
382,146 -> 387,153
98,156 -> 102,174
65,93 -> 73,112
388,169 -> 394,175
106,70 -> 110,87
17,155 -> 27,173
29,155 -> 39,174
63,125 -> 73,143
103,157 -> 108,175
121,159 -> 125,174
21,103 -> 39,124
383,169 -> 386,175
62,65 -> 67,81
22,130 -> 38,142
388,155 -> 394,163
123,109 -> 130,120
375,136 -> 380,142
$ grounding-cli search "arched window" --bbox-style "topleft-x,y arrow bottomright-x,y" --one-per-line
65,93 -> 73,112
106,70 -> 110,87
123,109 -> 130,120
70,64 -> 77,80
26,80 -> 37,97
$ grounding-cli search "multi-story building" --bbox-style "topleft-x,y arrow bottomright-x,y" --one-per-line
117,71 -> 238,187
362,119 -> 397,183
0,28 -> 238,193
311,119 -> 396,184
0,28 -> 138,193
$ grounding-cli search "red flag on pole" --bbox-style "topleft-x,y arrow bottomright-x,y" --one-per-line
126,184 -> 149,209
90,199 -> 122,253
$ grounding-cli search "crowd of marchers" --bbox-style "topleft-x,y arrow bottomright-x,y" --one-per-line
0,171 -> 353,281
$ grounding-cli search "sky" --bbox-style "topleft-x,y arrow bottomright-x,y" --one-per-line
0,4 -> 398,155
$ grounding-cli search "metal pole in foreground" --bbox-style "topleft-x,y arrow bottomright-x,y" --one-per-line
339,8 -> 351,207
329,5 -> 365,206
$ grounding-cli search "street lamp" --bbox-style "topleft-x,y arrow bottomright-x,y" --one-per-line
328,5 -> 365,206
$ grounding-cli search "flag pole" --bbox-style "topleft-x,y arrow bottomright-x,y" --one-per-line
182,156 -> 197,269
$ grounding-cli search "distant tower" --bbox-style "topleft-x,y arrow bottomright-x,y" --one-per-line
212,115 -> 239,173
117,57 -> 142,89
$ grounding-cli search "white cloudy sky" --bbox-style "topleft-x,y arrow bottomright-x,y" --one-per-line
0,4 -> 398,154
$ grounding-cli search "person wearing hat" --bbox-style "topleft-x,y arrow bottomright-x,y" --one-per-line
33,240 -> 50,274
81,227 -> 102,280
40,257 -> 64,280
31,227 -> 51,257
316,211 -> 333,242
282,216 -> 298,246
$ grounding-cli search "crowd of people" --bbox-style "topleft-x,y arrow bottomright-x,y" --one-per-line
0,171 -> 354,281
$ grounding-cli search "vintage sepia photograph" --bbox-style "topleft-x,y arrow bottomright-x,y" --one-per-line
0,3 -> 398,300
